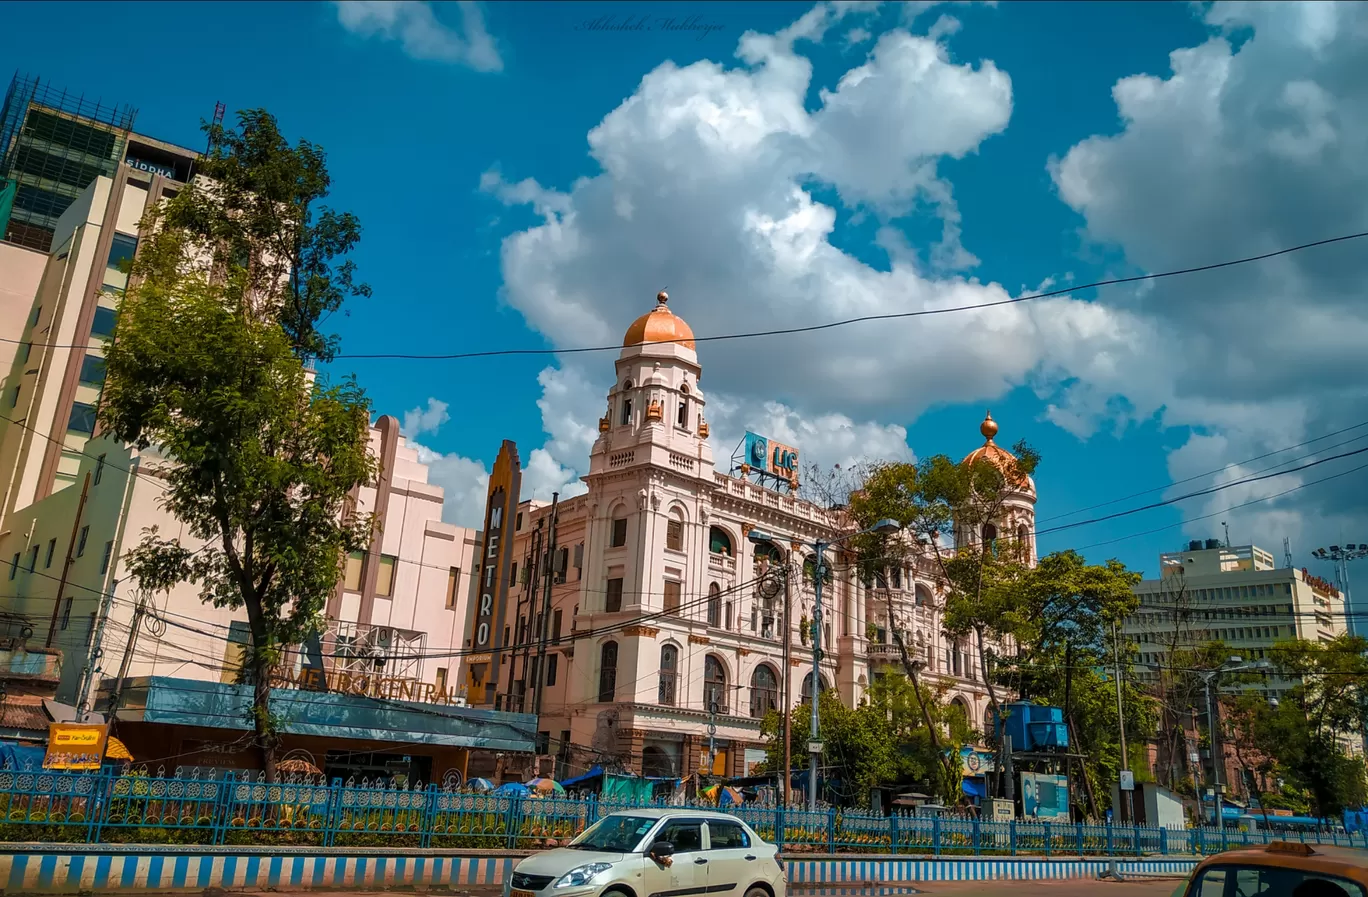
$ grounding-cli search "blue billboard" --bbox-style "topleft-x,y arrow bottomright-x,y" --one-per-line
1021,772 -> 1070,822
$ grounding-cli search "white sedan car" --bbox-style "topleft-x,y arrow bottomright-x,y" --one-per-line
507,809 -> 786,897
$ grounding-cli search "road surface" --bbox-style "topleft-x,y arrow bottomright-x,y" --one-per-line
285,881 -> 1183,897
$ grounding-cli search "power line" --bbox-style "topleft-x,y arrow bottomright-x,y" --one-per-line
1039,420 -> 1368,525
6,232 -> 1368,362
1036,443 -> 1368,537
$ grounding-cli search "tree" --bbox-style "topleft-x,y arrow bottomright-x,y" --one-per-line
99,109 -> 376,780
1231,635 -> 1368,818
848,438 -> 1039,798
759,672 -> 971,805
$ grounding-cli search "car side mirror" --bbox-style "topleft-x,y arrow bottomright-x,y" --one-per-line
649,840 -> 675,861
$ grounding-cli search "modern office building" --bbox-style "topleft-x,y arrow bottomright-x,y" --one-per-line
1125,540 -> 1347,700
459,291 -> 1035,784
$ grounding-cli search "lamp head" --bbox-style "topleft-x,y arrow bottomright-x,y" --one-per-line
870,518 -> 900,535
747,530 -> 773,545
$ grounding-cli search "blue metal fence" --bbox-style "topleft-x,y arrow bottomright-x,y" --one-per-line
0,765 -> 1363,854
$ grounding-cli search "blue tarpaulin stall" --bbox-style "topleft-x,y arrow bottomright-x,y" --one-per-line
0,740 -> 45,770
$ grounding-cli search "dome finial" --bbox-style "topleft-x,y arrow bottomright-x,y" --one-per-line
980,410 -> 998,442
656,288 -> 669,305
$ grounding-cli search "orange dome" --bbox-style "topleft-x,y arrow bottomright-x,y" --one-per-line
962,411 -> 1033,491
623,290 -> 696,350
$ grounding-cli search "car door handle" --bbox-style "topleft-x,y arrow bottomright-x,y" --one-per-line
694,858 -> 708,865
744,855 -> 756,861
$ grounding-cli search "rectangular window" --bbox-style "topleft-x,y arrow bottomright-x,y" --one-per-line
100,540 -> 114,575
573,542 -> 584,569
666,519 -> 683,551
44,538 -> 56,569
446,567 -> 461,608
68,401 -> 96,435
605,577 -> 624,613
91,306 -> 117,339
610,518 -> 628,547
8,553 -> 18,580
106,233 -> 138,272
344,551 -> 364,591
27,545 -> 38,572
94,454 -> 106,485
545,653 -> 558,687
29,306 -> 40,327
435,667 -> 448,694
77,525 -> 89,557
59,597 -> 73,630
552,608 -> 563,644
18,342 -> 30,364
620,398 -> 632,425
376,554 -> 397,597
664,580 -> 682,615
677,401 -> 688,428
7,385 -> 18,408
85,613 -> 97,647
78,354 -> 106,387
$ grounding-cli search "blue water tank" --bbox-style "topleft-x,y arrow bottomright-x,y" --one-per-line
997,702 -> 1069,752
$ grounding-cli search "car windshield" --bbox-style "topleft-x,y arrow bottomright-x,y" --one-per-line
568,815 -> 657,852
1191,864 -> 1366,897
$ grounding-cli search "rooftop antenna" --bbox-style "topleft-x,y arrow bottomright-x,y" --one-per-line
206,100 -> 225,156
1284,537 -> 1293,569
1222,521 -> 1231,548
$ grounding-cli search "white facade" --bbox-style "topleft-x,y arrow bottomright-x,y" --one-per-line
465,292 -> 1037,782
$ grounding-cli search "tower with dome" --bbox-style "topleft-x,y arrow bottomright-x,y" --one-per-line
459,292 -> 1030,787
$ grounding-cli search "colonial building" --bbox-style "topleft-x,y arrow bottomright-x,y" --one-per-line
462,291 -> 1038,782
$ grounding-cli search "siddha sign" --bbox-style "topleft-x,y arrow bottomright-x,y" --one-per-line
124,156 -> 179,180
272,667 -> 465,706
743,431 -> 800,481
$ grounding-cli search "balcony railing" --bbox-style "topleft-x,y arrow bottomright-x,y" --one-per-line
709,553 -> 736,573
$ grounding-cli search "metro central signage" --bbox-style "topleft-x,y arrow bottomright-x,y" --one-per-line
467,441 -> 521,704
272,667 -> 464,705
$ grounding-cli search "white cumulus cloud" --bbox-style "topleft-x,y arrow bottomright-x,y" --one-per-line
333,0 -> 502,71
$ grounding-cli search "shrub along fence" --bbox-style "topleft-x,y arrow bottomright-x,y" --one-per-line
0,765 -> 1359,855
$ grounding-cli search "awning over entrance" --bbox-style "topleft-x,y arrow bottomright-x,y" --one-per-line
105,677 -> 537,753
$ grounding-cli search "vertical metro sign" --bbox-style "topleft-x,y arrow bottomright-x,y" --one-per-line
471,440 -> 521,706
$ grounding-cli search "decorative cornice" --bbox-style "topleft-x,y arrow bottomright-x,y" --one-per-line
623,626 -> 660,638
688,634 -> 711,645
736,647 -> 751,657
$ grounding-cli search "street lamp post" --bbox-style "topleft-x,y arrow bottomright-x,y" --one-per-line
1311,544 -> 1368,636
751,517 -> 900,811
1196,656 -> 1271,824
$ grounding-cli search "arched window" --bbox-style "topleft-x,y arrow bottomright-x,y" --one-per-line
949,697 -> 970,732
598,641 -> 618,703
753,540 -> 782,570
981,523 -> 997,556
750,665 -> 779,718
800,671 -> 829,701
1017,523 -> 1030,561
914,584 -> 933,607
709,526 -> 733,556
667,512 -> 685,552
802,554 -> 833,585
703,655 -> 727,714
658,644 -> 679,706
706,583 -> 722,628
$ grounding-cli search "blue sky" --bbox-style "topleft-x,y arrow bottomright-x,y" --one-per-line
8,0 -> 1367,582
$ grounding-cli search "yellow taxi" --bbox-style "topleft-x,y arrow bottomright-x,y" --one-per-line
1175,841 -> 1368,896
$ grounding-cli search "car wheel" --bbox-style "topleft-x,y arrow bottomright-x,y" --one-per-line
744,886 -> 771,897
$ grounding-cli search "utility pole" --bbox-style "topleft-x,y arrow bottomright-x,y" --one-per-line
1204,677 -> 1221,825
75,579 -> 118,721
507,520 -> 542,710
106,597 -> 149,735
1110,619 -> 1131,823
780,562 -> 793,807
532,493 -> 559,723
46,472 -> 91,647
808,541 -> 827,810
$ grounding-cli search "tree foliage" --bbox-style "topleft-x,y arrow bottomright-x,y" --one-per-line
99,109 -> 375,780
1226,635 -> 1368,818
847,440 -> 1038,798
760,673 -> 973,805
